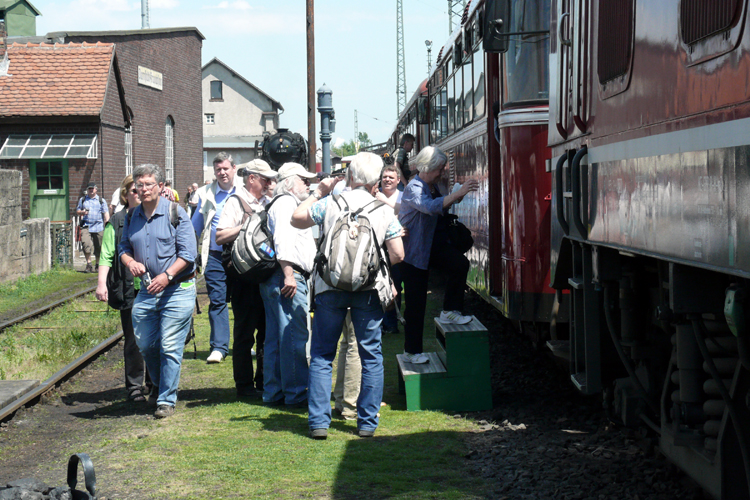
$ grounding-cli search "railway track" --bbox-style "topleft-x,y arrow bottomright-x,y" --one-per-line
0,276 -> 206,423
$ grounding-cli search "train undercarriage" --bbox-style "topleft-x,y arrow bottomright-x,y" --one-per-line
555,241 -> 750,500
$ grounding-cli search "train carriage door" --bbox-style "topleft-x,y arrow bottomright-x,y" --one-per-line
30,160 -> 69,222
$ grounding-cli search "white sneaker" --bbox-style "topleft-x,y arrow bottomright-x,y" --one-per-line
403,352 -> 429,364
438,311 -> 472,325
206,350 -> 224,364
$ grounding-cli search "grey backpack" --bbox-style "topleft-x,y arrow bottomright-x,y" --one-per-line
222,195 -> 283,284
315,195 -> 385,292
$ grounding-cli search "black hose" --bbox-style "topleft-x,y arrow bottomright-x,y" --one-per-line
691,316 -> 750,495
603,286 -> 660,415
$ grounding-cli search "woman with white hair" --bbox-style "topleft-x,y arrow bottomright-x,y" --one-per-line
398,146 -> 479,364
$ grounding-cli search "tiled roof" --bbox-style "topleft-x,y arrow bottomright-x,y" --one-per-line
0,42 -> 115,117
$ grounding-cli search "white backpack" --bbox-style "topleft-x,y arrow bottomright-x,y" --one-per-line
315,195 -> 386,292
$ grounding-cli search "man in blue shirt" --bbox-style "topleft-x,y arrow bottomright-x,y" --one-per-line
119,163 -> 197,419
76,181 -> 110,273
192,152 -> 238,364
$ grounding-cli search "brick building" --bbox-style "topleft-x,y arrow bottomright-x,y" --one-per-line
51,28 -> 205,205
0,25 -> 204,221
0,41 -> 129,221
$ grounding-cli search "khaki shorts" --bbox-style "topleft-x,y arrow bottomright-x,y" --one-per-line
81,228 -> 103,261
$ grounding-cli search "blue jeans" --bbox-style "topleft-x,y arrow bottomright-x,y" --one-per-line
132,280 -> 196,407
259,268 -> 309,405
309,290 -> 384,432
204,251 -> 230,355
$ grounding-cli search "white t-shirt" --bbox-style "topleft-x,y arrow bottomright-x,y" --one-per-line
110,188 -> 123,213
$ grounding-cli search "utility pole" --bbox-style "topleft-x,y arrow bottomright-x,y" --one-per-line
396,0 -> 407,118
448,0 -> 465,34
141,0 -> 149,29
354,110 -> 359,152
306,0 -> 317,172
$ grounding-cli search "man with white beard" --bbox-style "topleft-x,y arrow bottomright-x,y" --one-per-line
258,162 -> 317,407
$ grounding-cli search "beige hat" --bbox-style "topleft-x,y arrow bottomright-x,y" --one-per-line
276,162 -> 317,182
240,159 -> 278,179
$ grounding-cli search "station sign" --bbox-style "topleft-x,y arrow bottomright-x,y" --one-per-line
138,66 -> 163,91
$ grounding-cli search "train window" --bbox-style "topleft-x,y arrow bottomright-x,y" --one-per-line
456,66 -> 464,129
503,0 -> 550,106
453,40 -> 463,71
464,26 -> 473,56
447,75 -> 456,134
597,0 -> 635,98
680,0 -> 746,64
440,86 -> 448,138
464,52 -> 473,124
474,45 -> 485,118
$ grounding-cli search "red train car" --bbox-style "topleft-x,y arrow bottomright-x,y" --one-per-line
390,0 -> 559,331
549,1 -> 750,497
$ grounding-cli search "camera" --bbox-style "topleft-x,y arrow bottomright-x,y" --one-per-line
142,272 -> 152,288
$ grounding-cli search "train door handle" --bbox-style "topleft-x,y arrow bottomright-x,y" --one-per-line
555,153 -> 570,236
570,146 -> 588,239
558,12 -> 571,46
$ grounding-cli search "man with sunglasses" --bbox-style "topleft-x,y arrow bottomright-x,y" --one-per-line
258,162 -> 317,407
216,159 -> 278,398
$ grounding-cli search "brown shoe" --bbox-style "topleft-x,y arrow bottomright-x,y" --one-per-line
84,263 -> 94,273
154,405 -> 175,419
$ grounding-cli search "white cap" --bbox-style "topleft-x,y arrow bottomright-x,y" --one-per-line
276,162 -> 317,182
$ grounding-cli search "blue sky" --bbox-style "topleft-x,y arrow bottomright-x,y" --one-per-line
31,0 -> 455,147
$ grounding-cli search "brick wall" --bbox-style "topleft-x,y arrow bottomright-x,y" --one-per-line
66,30 -> 204,207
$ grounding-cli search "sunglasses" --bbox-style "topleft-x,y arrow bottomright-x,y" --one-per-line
130,189 -> 138,194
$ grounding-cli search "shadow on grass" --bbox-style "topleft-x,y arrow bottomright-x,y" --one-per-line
331,429 -> 482,499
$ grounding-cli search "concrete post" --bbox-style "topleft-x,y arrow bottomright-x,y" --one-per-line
317,84 -> 335,174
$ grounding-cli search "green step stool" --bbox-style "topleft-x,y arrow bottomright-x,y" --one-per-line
396,316 -> 492,411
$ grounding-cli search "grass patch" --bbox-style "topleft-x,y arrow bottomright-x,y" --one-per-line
0,266 -> 94,316
68,286 -> 488,499
0,294 -> 121,380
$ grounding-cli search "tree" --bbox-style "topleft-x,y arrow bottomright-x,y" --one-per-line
358,132 -> 372,148
332,139 -> 357,158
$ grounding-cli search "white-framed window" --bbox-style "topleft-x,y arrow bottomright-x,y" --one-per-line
165,116 -> 174,184
125,125 -> 133,175
203,150 -> 208,166
205,113 -> 215,125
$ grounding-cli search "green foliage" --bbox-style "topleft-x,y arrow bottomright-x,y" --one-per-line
332,131 -> 372,157
0,294 -> 119,380
0,267 -> 94,315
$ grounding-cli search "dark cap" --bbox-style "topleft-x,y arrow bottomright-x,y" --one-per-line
87,181 -> 97,189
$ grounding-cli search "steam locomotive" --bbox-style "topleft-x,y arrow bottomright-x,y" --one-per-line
390,0 -> 750,497
255,128 -> 308,171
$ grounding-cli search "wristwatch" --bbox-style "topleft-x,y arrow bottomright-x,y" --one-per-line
166,272 -> 174,283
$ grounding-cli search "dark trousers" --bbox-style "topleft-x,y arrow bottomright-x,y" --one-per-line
229,279 -> 266,391
382,262 -> 403,331
120,307 -> 151,394
402,245 -> 470,354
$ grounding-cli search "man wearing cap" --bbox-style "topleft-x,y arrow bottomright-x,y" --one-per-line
192,152 -> 237,364
215,159 -> 278,397
258,162 -> 317,407
77,181 -> 110,273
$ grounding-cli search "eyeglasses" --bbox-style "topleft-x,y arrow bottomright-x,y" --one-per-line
135,182 -> 157,190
